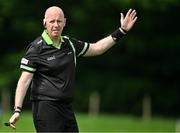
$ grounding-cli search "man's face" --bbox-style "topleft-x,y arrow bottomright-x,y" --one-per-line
44,9 -> 66,39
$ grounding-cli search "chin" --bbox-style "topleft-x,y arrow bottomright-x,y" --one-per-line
53,33 -> 60,37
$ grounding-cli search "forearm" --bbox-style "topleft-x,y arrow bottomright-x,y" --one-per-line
84,35 -> 116,56
84,28 -> 126,56
93,35 -> 115,55
14,71 -> 33,108
94,27 -> 127,55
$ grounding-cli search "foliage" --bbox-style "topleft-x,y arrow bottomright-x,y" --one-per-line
0,52 -> 22,89
0,0 -> 180,116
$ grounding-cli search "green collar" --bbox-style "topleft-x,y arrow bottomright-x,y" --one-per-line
41,30 -> 64,49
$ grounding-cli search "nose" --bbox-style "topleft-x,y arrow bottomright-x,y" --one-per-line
54,21 -> 59,27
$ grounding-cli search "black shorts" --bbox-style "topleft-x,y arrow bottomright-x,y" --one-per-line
32,100 -> 79,132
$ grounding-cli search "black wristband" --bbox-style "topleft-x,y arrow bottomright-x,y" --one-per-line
111,28 -> 126,42
120,27 -> 127,34
14,106 -> 22,113
14,110 -> 21,114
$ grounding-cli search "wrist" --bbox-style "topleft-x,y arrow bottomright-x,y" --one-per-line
14,106 -> 22,114
111,27 -> 127,42
14,110 -> 21,114
119,27 -> 127,34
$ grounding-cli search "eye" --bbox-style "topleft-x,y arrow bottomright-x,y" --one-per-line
49,19 -> 64,25
49,20 -> 55,24
57,20 -> 64,24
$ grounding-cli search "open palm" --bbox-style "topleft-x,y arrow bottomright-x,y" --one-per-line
120,9 -> 137,32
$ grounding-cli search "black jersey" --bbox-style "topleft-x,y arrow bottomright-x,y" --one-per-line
20,31 -> 89,102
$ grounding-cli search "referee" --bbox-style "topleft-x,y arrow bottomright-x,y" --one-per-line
8,6 -> 137,132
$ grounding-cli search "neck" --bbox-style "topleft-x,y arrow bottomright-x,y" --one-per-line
52,36 -> 61,46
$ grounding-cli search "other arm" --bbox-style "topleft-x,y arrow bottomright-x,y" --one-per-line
8,71 -> 33,130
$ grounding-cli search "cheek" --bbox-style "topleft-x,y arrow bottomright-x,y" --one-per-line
63,22 -> 66,27
46,25 -> 53,31
46,23 -> 52,28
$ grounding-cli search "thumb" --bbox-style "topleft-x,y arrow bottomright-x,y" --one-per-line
120,13 -> 124,22
120,13 -> 124,27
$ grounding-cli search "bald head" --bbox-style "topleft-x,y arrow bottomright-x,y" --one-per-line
44,6 -> 65,20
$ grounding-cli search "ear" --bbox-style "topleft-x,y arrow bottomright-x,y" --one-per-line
43,19 -> 46,28
63,18 -> 66,27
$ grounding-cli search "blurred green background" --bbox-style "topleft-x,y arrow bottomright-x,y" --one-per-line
0,0 -> 180,132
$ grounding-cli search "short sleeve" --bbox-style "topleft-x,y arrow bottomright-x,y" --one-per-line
20,44 -> 39,73
69,37 -> 89,57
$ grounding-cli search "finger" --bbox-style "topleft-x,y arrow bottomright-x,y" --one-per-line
132,16 -> 138,24
126,8 -> 132,17
130,10 -> 137,19
5,122 -> 16,130
9,123 -> 16,130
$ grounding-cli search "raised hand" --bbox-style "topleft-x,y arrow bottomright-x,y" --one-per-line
120,9 -> 137,32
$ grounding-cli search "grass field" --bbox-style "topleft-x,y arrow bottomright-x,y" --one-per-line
0,111 -> 176,132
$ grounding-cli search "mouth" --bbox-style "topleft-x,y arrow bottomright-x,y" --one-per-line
53,30 -> 60,34
53,29 -> 60,32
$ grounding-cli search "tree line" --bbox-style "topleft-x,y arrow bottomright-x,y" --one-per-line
0,0 -> 180,117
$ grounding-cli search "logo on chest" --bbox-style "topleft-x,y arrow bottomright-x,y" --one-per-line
47,56 -> 56,61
